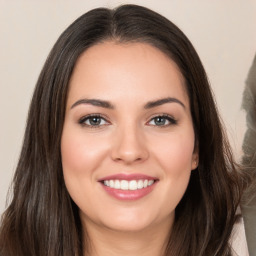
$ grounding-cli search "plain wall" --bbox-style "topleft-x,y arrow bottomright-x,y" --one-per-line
0,0 -> 256,214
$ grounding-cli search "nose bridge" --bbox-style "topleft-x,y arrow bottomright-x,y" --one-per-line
111,120 -> 148,164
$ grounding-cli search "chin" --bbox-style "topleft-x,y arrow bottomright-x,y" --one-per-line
103,219 -> 153,233
98,209 -> 164,233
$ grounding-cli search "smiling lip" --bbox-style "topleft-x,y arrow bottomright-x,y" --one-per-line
99,173 -> 158,181
99,173 -> 158,201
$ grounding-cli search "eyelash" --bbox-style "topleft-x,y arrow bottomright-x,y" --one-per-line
147,114 -> 177,127
78,114 -> 177,128
78,114 -> 110,128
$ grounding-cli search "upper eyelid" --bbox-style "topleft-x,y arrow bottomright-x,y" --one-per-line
147,113 -> 176,120
146,114 -> 177,125
78,114 -> 110,123
78,113 -> 177,125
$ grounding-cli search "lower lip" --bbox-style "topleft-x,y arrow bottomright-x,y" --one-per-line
100,182 -> 157,201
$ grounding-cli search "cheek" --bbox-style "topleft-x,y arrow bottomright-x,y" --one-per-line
60,127 -> 109,210
152,130 -> 195,173
61,128 -> 108,176
151,133 -> 194,211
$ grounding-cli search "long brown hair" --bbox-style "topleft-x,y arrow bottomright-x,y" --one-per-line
0,4 -> 243,256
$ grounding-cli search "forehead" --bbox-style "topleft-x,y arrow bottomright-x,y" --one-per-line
67,41 -> 189,108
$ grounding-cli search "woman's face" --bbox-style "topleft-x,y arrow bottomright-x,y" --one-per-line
61,42 -> 198,233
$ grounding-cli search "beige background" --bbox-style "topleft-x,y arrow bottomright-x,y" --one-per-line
0,0 -> 256,215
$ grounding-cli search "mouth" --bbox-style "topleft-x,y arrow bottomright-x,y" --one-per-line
101,179 -> 156,191
98,174 -> 159,200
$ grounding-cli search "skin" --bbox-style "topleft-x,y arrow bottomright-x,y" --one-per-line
61,41 -> 198,256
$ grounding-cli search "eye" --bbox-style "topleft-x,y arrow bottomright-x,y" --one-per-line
79,114 -> 109,127
147,115 -> 177,127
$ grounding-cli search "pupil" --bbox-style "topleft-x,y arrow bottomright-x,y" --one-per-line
155,117 -> 165,125
90,117 -> 101,125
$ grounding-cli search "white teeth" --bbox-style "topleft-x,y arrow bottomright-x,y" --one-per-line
129,180 -> 137,190
138,180 -> 144,189
103,179 -> 155,190
104,180 -> 110,186
120,180 -> 129,190
114,180 -> 120,189
148,180 -> 154,186
109,180 -> 114,188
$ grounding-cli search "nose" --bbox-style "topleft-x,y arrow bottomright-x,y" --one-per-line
111,124 -> 149,164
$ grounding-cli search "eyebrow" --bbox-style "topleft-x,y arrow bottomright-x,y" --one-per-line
70,97 -> 185,110
71,99 -> 114,109
144,97 -> 185,109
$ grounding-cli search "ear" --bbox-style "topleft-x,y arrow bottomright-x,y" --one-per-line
191,146 -> 199,170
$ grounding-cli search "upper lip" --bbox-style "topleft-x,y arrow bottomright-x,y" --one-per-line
98,173 -> 158,181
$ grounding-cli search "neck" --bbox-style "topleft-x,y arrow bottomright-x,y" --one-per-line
82,216 -> 173,256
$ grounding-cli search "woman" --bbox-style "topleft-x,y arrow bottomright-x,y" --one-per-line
0,4 -> 244,256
